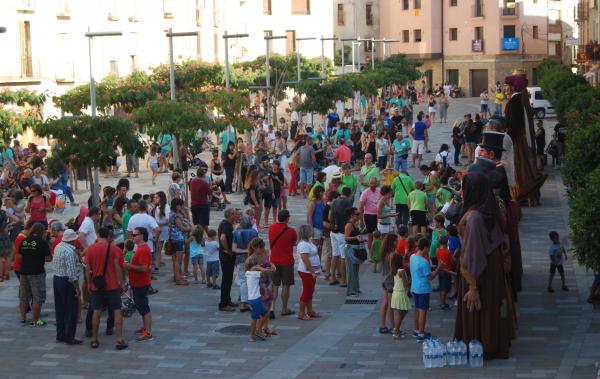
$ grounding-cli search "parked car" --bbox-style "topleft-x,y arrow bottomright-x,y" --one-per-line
527,86 -> 556,119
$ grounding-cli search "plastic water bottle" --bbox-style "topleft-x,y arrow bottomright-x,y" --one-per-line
446,340 -> 456,366
422,340 -> 431,368
469,340 -> 484,367
439,340 -> 447,367
458,340 -> 468,365
474,340 -> 484,367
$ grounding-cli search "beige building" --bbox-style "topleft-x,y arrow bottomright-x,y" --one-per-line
333,0 -> 380,68
380,0 -> 577,96
575,0 -> 600,85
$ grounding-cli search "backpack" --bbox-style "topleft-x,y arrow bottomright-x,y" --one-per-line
439,151 -> 449,169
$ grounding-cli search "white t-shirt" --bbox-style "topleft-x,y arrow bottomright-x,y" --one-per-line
435,151 -> 450,167
480,92 -> 489,104
291,111 -> 299,122
205,240 -> 220,262
152,204 -> 171,240
127,213 -> 159,252
79,217 -> 97,247
297,240 -> 321,274
245,270 -> 262,301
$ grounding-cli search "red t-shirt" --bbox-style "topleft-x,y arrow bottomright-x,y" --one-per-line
189,178 -> 212,206
128,243 -> 152,287
436,247 -> 454,271
268,222 -> 297,266
84,241 -> 124,291
334,144 -> 352,164
13,233 -> 26,273
395,238 -> 409,255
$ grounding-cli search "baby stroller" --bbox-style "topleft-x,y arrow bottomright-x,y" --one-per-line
121,282 -> 136,318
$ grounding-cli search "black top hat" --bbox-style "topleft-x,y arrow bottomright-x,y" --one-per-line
479,131 -> 505,153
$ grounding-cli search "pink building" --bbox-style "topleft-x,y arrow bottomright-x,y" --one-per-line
380,0 -> 570,96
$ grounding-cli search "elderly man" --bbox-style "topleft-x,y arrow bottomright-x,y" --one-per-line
358,153 -> 381,193
53,229 -> 81,345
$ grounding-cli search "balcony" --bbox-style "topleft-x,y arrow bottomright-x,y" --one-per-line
17,0 -> 36,13
55,61 -> 75,83
576,3 -> 589,21
501,2 -> 518,17
472,39 -> 484,52
471,3 -> 484,18
0,58 -> 42,85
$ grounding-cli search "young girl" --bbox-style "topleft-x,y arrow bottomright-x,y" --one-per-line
148,145 -> 159,185
390,253 -> 411,339
190,226 -> 207,284
379,233 -> 398,334
371,231 -> 383,273
245,238 -> 274,341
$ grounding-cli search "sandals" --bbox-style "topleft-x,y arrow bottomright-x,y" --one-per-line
148,288 -> 159,295
91,340 -> 99,349
262,328 -> 278,336
175,280 -> 189,286
308,312 -> 321,318
280,310 -> 295,317
115,340 -> 128,350
328,281 -> 340,286
297,314 -> 311,321
379,327 -> 391,334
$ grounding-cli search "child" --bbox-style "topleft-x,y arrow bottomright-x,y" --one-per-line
410,238 -> 440,342
395,225 -> 409,256
435,235 -> 454,310
379,234 -> 398,334
124,239 -> 135,266
371,230 -> 383,273
390,253 -> 411,339
548,231 -> 568,292
190,226 -> 207,284
245,241 -> 272,342
429,213 -> 447,266
205,229 -> 220,289
148,145 -> 159,185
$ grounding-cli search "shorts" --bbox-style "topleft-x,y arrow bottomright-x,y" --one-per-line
191,255 -> 204,265
207,261 -> 220,278
438,271 -> 452,293
428,106 -> 436,113
262,192 -> 274,208
313,228 -> 323,240
480,103 -> 488,113
331,232 -> 345,258
171,240 -> 185,254
363,214 -> 378,233
412,292 -> 430,310
377,223 -> 394,234
411,140 -> 425,155
409,210 -> 428,227
132,285 -> 150,316
161,149 -> 171,158
550,263 -> 564,275
272,264 -> 295,286
271,195 -> 281,208
90,289 -> 122,312
248,297 -> 268,320
299,167 -> 314,184
150,162 -> 159,171
18,273 -> 46,305
321,236 -> 332,258
191,204 -> 210,226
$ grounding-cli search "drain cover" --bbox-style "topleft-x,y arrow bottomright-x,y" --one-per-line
216,324 -> 250,335
340,363 -> 364,369
344,299 -> 378,305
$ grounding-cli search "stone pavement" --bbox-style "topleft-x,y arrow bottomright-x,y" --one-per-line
1,98 -> 599,379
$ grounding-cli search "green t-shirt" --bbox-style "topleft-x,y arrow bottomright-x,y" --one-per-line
430,228 -> 447,259
122,210 -> 132,237
391,175 -> 414,205
124,250 -> 134,264
360,164 -> 381,191
159,134 -> 173,152
435,186 -> 454,208
423,173 -> 439,196
407,189 -> 427,212
392,138 -> 411,156
340,173 -> 358,196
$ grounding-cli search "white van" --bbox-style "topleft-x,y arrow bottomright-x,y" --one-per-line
527,86 -> 556,119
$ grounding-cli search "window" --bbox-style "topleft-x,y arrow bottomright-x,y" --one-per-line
414,0 -> 421,9
548,42 -> 560,56
19,21 -> 33,78
402,0 -> 409,10
56,0 -> 70,17
414,29 -> 422,42
337,4 -> 344,26
366,3 -> 373,26
130,55 -> 138,72
107,0 -> 118,20
109,60 -> 119,76
449,28 -> 458,41
447,69 -> 459,85
502,0 -> 516,16
163,0 -> 174,18
503,25 -> 516,38
402,30 -> 409,42
364,39 -> 373,52
286,30 -> 296,54
449,0 -> 457,6
548,9 -> 560,24
129,0 -> 139,21
55,32 -> 73,80
532,25 -> 538,39
474,0 -> 484,17
291,0 -> 310,15
263,0 -> 271,15
474,26 -> 483,40
532,68 -> 538,85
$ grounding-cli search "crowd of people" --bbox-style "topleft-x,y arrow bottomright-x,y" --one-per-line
0,71 -> 563,356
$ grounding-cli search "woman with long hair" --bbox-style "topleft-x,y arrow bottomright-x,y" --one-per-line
296,224 -> 321,320
152,191 -> 170,270
378,233 -> 398,334
169,198 -> 191,285
223,141 -> 237,193
24,184 -> 52,229
344,207 -> 365,297
376,186 -> 397,238
244,166 -> 263,231
307,187 -> 326,257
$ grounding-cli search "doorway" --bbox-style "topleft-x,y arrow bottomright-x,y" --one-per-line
470,69 -> 488,97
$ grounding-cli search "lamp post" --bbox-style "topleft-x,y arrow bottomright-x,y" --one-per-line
223,31 -> 249,89
296,37 -> 316,81
340,38 -> 357,75
85,28 -> 122,206
320,36 -> 336,80
264,34 -> 287,126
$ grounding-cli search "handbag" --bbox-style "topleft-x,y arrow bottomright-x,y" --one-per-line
92,242 -> 112,290
353,246 -> 368,262
164,240 -> 176,256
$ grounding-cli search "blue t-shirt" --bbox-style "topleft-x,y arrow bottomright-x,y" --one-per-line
448,236 -> 462,257
410,254 -> 432,294
548,243 -> 565,266
413,121 -> 427,141
232,228 -> 259,250
205,240 -> 220,262
190,240 -> 204,258
327,113 -> 340,128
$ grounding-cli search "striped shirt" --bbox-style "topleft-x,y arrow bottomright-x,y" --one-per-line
53,241 -> 79,283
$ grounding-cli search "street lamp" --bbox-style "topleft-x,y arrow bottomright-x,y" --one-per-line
340,38 -> 358,74
264,34 -> 287,126
223,31 -> 249,89
85,28 -> 122,206
165,29 -> 198,170
296,37 -> 316,81
320,36 -> 336,80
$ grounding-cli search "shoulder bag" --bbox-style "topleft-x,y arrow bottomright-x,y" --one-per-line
270,226 -> 290,250
92,242 -> 112,290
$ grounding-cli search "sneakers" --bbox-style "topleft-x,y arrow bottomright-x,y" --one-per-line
31,319 -> 46,327
134,327 -> 145,335
440,303 -> 451,311
136,331 -> 153,342
249,333 -> 265,342
547,286 -> 555,293
207,283 -> 213,289
219,305 -> 235,312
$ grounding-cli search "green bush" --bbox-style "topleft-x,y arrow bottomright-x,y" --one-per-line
562,122 -> 600,189
570,165 -> 600,271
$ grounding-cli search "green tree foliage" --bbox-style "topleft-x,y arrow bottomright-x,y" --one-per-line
539,60 -> 600,272
0,89 -> 46,144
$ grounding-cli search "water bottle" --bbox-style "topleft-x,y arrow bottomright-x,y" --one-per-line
422,340 -> 431,368
439,340 -> 447,367
431,340 -> 439,367
458,340 -> 468,365
446,340 -> 455,366
469,340 -> 483,367
475,340 -> 484,367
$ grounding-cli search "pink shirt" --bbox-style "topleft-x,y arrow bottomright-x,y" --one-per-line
359,187 -> 382,215
334,144 -> 352,164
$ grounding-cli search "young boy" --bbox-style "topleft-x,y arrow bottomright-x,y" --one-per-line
395,225 -> 409,256
408,181 -> 428,236
205,229 -> 220,290
245,252 -> 270,342
429,213 -> 447,266
548,231 -> 568,292
410,238 -> 440,342
435,235 -> 454,310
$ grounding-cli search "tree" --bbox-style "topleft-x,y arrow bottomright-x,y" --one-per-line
0,89 -> 46,145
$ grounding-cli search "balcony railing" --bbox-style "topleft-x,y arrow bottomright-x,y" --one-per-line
472,3 -> 484,17
576,3 -> 589,21
502,2 -> 518,17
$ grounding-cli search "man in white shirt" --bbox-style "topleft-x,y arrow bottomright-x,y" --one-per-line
127,200 -> 160,274
78,207 -> 100,249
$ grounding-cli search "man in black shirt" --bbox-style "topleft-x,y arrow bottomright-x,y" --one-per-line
271,159 -> 285,221
19,222 -> 52,326
218,208 -> 237,312
31,149 -> 47,170
328,187 -> 354,287
258,156 -> 275,226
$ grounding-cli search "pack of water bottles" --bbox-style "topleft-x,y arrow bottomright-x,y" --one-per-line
422,338 -> 481,368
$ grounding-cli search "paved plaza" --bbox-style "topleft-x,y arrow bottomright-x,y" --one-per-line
0,99 -> 598,379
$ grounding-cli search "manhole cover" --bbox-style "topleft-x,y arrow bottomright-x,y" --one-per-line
340,363 -> 364,369
344,299 -> 378,305
216,324 -> 251,335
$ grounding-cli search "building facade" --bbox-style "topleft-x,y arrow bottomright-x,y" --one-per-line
575,0 -> 600,85
0,0 -> 333,120
333,0 -> 380,69
380,0 -> 577,96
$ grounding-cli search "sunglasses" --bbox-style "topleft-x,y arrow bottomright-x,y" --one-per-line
132,233 -> 140,237
353,212 -> 360,216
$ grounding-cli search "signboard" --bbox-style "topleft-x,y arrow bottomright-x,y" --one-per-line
471,39 -> 483,52
502,37 -> 519,51
565,37 -> 578,46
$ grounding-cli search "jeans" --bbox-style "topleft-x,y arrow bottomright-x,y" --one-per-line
51,183 -> 75,203
224,164 -> 235,193
219,252 -> 235,308
344,247 -> 360,296
53,276 -> 78,341
236,262 -> 248,303
452,141 -> 462,165
126,154 -> 139,173
495,103 -> 502,115
377,155 -> 388,169
393,155 -> 408,172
